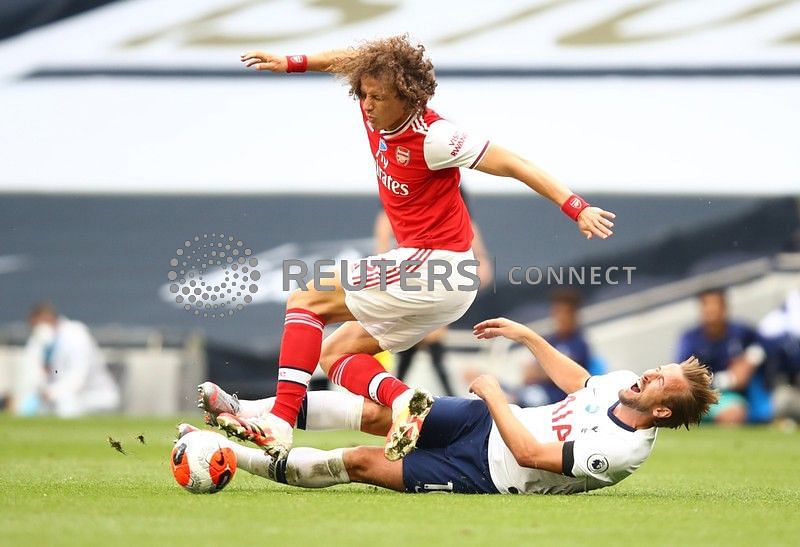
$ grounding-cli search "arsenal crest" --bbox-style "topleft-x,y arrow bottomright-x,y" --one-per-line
396,146 -> 410,166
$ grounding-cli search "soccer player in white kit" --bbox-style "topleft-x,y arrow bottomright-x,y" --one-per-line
215,35 -> 616,462
193,317 -> 719,494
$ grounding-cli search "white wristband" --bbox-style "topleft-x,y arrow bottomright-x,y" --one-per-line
712,370 -> 734,391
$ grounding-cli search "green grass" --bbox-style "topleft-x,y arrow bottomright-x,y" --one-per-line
0,416 -> 798,546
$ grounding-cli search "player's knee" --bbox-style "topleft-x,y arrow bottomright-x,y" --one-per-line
319,344 -> 339,371
360,400 -> 392,436
343,447 -> 374,480
286,285 -> 335,318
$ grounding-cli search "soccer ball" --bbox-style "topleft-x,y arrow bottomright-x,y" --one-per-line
171,430 -> 237,494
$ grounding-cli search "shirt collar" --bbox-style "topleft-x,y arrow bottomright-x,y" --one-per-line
607,401 -> 637,432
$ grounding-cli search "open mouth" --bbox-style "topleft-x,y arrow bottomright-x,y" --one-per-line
631,381 -> 641,393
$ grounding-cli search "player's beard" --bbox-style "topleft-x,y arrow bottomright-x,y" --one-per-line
618,389 -> 651,413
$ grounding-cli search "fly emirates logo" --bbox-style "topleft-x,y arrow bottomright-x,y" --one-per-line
375,155 -> 409,196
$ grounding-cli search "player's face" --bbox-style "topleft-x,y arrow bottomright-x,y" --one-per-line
700,292 -> 727,327
551,302 -> 577,335
618,363 -> 688,417
360,75 -> 411,132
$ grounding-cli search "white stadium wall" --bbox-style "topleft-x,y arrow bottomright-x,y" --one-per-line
1,0 -> 799,195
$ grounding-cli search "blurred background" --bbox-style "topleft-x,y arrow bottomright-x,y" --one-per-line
1,0 -> 799,425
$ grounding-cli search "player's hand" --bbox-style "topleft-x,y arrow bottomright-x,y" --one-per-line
577,207 -> 615,240
240,51 -> 288,72
473,317 -> 530,343
468,374 -> 505,401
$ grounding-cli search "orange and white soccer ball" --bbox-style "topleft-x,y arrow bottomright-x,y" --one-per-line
171,430 -> 237,494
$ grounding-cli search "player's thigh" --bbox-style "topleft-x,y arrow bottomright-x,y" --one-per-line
344,249 -> 478,353
287,272 -> 356,324
343,446 -> 404,491
402,445 -> 497,494
416,397 -> 490,449
318,321 -> 383,372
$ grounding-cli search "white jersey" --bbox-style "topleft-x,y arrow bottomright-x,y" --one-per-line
487,371 -> 657,495
45,318 -> 120,417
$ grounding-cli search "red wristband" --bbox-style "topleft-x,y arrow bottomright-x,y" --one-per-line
286,54 -> 308,73
561,194 -> 589,221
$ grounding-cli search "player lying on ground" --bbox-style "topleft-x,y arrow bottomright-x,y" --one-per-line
194,318 -> 718,494
219,35 -> 617,461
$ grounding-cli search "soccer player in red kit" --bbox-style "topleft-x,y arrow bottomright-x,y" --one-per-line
211,35 -> 616,461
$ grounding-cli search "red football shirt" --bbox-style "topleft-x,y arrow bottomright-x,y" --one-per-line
360,103 -> 490,252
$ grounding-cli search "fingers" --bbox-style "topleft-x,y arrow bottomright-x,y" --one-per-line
243,58 -> 272,69
241,51 -> 282,71
472,319 -> 504,339
240,51 -> 265,61
581,210 -> 614,239
591,222 -> 613,239
473,319 -> 498,331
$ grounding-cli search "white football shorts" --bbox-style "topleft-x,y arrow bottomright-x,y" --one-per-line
343,247 -> 479,352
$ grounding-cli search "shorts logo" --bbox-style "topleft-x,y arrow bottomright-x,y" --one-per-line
587,454 -> 609,474
379,139 -> 388,152
585,404 -> 599,414
396,146 -> 411,166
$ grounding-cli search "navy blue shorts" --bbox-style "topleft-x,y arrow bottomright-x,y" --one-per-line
402,397 -> 499,494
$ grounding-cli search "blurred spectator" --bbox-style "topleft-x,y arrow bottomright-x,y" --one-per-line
466,289 -> 602,407
677,288 -> 770,424
17,303 -> 120,417
759,289 -> 800,424
12,318 -> 49,415
374,188 -> 492,396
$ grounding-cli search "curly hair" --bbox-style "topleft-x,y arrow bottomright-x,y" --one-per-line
331,34 -> 437,111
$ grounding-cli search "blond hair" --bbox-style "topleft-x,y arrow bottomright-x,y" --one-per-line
654,357 -> 719,429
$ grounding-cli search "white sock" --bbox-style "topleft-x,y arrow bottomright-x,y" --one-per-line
238,391 -> 363,431
223,439 -> 274,479
224,442 -> 350,489
283,447 -> 350,488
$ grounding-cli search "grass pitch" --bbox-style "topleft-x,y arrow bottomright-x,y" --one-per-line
0,415 -> 798,546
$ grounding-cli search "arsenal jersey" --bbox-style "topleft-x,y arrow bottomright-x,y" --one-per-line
360,103 -> 490,252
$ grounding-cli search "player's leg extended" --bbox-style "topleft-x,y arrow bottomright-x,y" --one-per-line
320,321 -> 412,411
321,321 -> 434,460
201,385 -> 392,436
218,438 -> 404,492
216,274 -> 355,456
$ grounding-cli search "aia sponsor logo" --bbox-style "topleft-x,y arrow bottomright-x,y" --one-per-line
396,146 -> 411,166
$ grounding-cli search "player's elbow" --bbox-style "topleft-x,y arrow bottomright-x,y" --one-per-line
513,446 -> 542,469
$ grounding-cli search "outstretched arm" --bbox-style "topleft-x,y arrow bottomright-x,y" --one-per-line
240,48 -> 355,73
470,374 -> 563,473
475,144 -> 615,240
474,317 -> 590,394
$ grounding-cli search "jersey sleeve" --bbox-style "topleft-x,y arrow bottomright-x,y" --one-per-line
423,119 -> 490,171
562,435 -> 642,484
585,370 -> 638,393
